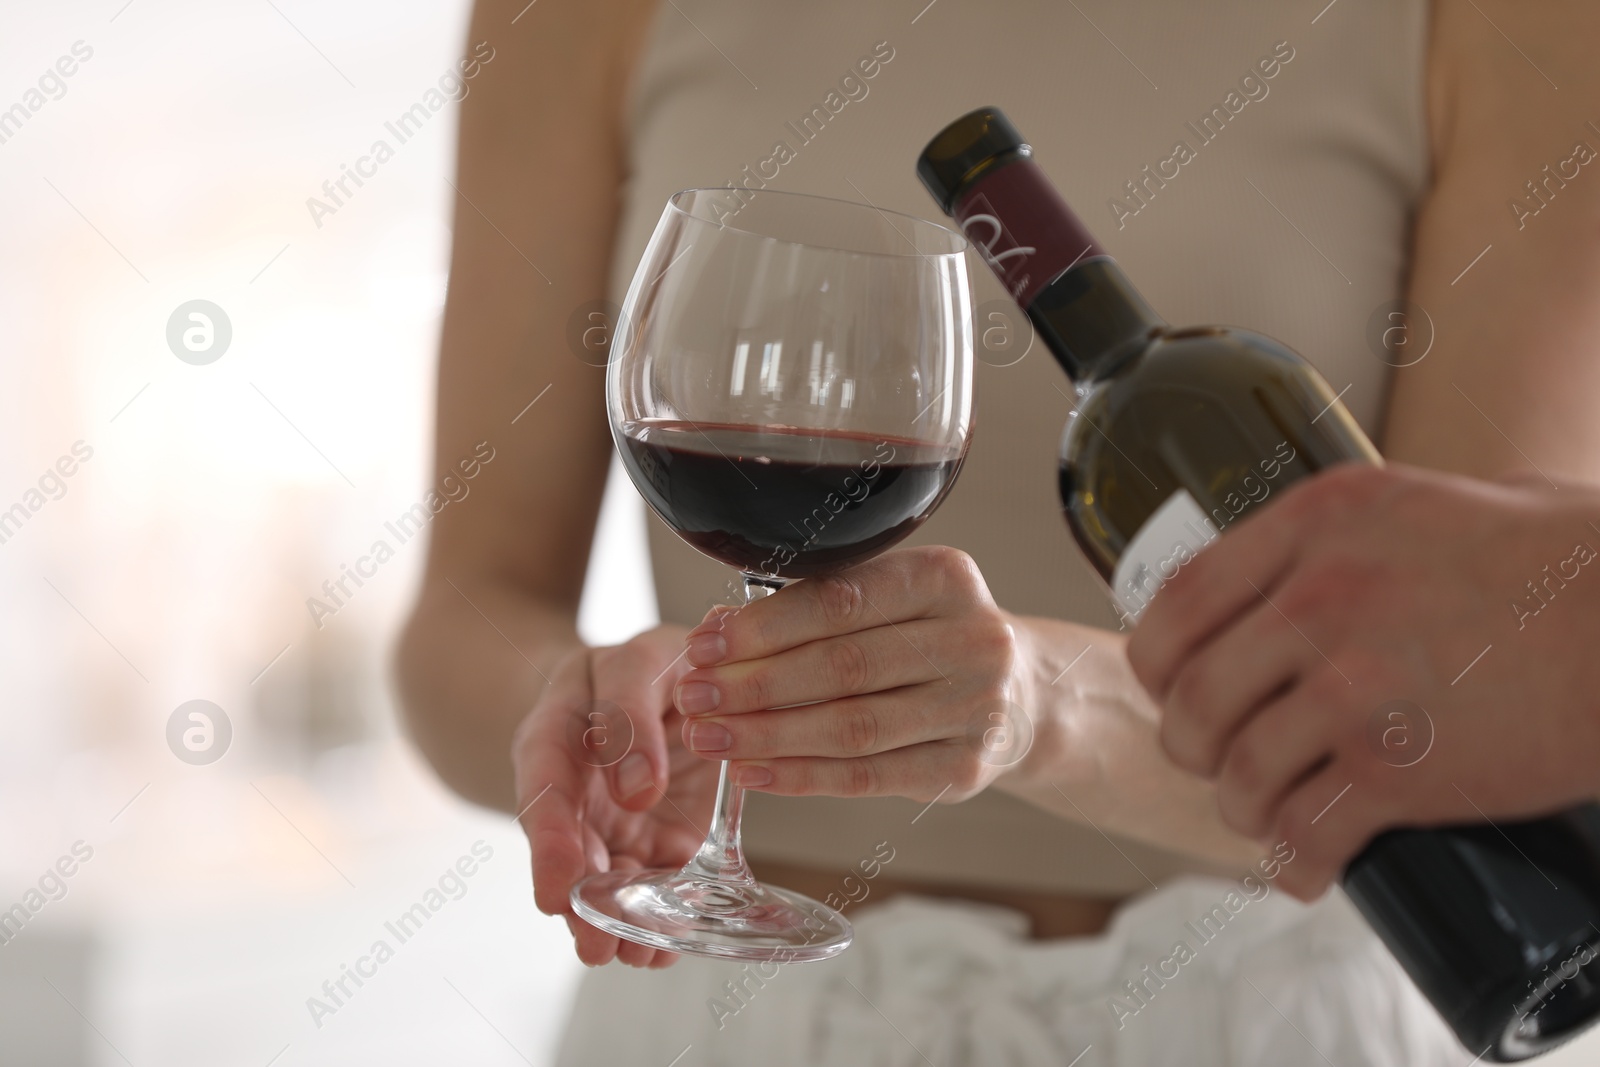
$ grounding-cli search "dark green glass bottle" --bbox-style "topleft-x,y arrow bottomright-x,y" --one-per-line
918,105 -> 1600,1060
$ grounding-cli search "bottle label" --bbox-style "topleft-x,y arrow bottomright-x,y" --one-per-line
1111,489 -> 1220,624
953,159 -> 1106,307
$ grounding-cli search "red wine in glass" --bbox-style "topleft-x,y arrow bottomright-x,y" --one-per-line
618,421 -> 967,579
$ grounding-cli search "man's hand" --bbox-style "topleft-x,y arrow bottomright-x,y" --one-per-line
1127,463 -> 1600,899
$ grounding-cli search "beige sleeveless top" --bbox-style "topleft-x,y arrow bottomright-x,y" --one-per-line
606,0 -> 1430,895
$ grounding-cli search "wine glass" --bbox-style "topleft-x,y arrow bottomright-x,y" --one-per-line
569,187 -> 974,961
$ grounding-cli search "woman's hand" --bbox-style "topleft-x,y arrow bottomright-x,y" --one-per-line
670,546 -> 1041,803
512,623 -> 718,968
1127,463 -> 1600,900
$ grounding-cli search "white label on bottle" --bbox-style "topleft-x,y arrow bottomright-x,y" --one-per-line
1110,489 -> 1221,625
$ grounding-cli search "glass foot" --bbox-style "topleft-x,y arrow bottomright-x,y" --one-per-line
571,867 -> 853,961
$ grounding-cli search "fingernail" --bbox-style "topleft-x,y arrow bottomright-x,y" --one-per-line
732,764 -> 772,788
687,721 -> 731,753
615,752 -> 653,798
675,680 -> 721,715
694,605 -> 734,631
687,632 -> 728,667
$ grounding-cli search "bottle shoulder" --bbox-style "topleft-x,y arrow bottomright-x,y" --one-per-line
1069,325 -> 1314,418
1087,325 -> 1305,391
1060,319 -> 1372,473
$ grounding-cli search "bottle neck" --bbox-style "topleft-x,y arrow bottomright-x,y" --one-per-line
1026,257 -> 1166,383
948,153 -> 1166,382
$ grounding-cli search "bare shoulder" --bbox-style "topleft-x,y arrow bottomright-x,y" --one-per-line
468,0 -> 660,118
427,0 -> 665,593
1387,0 -> 1600,480
1426,0 -> 1600,169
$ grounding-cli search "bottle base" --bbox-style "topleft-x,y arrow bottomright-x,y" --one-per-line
1484,951 -> 1600,1061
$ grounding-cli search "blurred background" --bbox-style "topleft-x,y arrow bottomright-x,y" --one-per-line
0,1 -> 655,1062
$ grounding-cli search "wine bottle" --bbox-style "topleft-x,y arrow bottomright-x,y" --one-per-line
917,106 -> 1600,1061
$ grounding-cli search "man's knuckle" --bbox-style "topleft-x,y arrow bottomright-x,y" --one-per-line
1295,463 -> 1382,523
1227,733 -> 1266,794
1277,790 -> 1321,846
1277,570 -> 1338,625
1124,636 -> 1161,692
1168,662 -> 1217,725
1159,709 -> 1213,775
1326,554 -> 1385,597
1144,572 -> 1201,635
1338,649 -> 1405,706
1216,777 -> 1267,844
1215,792 -> 1259,840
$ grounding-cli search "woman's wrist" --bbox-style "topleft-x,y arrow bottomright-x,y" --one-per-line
996,613 -> 1107,793
990,613 -> 1265,867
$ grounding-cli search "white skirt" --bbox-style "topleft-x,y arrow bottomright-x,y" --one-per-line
554,877 -> 1463,1067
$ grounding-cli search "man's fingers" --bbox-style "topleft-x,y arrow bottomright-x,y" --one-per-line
1214,687 -> 1340,839
1158,600 -> 1309,776
1129,471 -> 1324,700
1271,761 -> 1385,901
685,546 -> 989,666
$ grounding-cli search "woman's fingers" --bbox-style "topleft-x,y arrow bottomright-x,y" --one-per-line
565,913 -> 621,967
731,738 -> 991,802
567,915 -> 674,970
590,628 -> 693,810
676,618 -> 960,718
663,548 -> 1023,803
510,627 -> 705,970
682,682 -> 966,760
685,546 -> 992,667
514,648 -> 597,918
603,857 -> 661,969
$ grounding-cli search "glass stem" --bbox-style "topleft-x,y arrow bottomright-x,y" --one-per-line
677,573 -> 784,887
